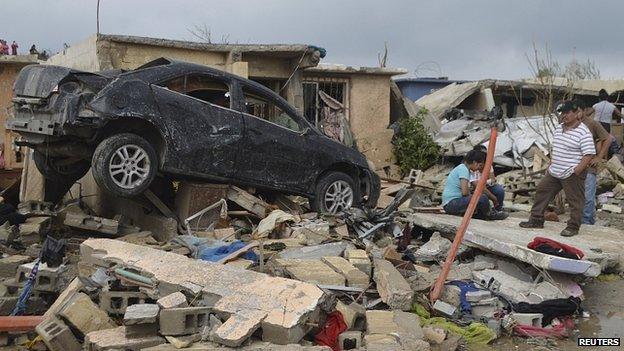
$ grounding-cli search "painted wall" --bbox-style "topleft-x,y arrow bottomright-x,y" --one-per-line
349,74 -> 392,139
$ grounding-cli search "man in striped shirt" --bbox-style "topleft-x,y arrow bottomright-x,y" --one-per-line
520,100 -> 596,237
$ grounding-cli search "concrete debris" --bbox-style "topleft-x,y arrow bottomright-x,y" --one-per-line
321,256 -> 370,288
64,212 -> 139,236
157,292 -> 189,309
373,259 -> 413,311
57,292 -> 116,336
365,310 -> 427,351
275,258 -> 346,286
84,326 -> 165,350
408,213 -> 610,276
414,232 -> 451,261
422,326 -> 446,345
276,241 -> 353,260
80,239 -> 326,346
472,269 -> 566,304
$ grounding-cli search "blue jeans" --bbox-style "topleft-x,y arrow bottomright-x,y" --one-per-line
582,171 -> 597,225
444,194 -> 491,219
487,184 -> 505,211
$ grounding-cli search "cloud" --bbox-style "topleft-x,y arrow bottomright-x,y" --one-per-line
2,0 -> 623,80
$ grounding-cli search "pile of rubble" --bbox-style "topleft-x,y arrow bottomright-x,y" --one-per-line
0,172 -> 623,350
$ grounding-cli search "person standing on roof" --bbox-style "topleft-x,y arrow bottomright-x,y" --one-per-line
577,100 -> 611,225
29,45 -> 38,55
520,101 -> 596,236
11,41 -> 18,55
441,149 -> 508,220
592,89 -> 623,132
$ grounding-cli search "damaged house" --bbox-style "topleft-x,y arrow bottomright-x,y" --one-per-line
403,79 -> 601,167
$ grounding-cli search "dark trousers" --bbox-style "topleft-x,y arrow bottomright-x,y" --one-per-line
444,194 -> 491,219
488,184 -> 505,211
529,172 -> 585,231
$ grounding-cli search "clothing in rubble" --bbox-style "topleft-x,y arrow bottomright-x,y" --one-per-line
448,280 -> 481,314
512,296 -> 582,327
527,236 -> 584,260
314,311 -> 347,351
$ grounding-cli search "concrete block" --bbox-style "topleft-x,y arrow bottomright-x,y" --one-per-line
124,303 -> 160,325
348,258 -> 372,277
159,306 -> 210,336
58,292 -> 115,336
36,317 -> 81,351
465,290 -> 492,302
322,256 -> 370,288
276,241 -> 353,260
213,310 -> 265,347
16,262 -> 68,293
363,334 -> 402,351
432,300 -> 457,318
510,312 -> 543,327
470,297 -> 500,319
99,290 -> 150,315
338,331 -> 362,350
84,326 -> 165,351
440,285 -> 461,307
275,259 -> 345,286
335,300 -> 365,329
366,310 -> 423,345
423,326 -> 446,344
0,255 -> 30,278
372,259 -> 413,311
157,291 -> 188,309
126,323 -> 158,337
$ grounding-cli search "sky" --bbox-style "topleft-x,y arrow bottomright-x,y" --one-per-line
2,0 -> 624,80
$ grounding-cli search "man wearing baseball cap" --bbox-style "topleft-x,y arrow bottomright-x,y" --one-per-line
519,100 -> 596,236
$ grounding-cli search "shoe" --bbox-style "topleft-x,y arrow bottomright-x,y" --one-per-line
487,210 -> 509,220
519,218 -> 544,228
560,228 -> 578,237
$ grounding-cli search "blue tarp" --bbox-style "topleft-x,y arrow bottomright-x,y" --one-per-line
172,235 -> 258,264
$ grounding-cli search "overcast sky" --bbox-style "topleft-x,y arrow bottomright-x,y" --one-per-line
2,0 -> 623,80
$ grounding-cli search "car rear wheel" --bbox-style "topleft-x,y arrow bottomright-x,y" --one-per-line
33,150 -> 90,182
311,172 -> 359,214
92,133 -> 157,197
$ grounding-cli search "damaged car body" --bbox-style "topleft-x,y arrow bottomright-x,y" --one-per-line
8,58 -> 380,213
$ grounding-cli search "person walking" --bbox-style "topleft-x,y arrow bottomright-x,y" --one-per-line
520,100 -> 596,236
592,89 -> 622,133
578,100 -> 611,225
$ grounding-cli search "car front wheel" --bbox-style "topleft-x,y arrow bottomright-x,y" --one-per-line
91,133 -> 157,197
312,172 -> 359,214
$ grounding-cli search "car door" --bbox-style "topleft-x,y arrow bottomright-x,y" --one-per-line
151,73 -> 243,178
236,84 -> 317,192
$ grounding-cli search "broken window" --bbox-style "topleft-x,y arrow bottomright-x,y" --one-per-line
242,87 -> 301,132
157,74 -> 231,108
303,78 -> 348,126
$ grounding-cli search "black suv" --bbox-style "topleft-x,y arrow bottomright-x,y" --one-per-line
8,58 -> 379,214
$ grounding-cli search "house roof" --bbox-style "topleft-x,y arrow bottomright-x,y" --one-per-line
0,54 -> 39,65
304,63 -> 407,76
98,34 -> 324,58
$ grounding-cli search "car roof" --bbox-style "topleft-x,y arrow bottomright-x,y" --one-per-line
125,57 -> 311,128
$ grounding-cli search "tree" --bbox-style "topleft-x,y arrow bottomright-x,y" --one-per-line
393,108 -> 441,174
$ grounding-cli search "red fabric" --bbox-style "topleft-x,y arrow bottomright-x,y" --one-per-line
315,311 -> 348,351
527,236 -> 584,259
513,317 -> 575,339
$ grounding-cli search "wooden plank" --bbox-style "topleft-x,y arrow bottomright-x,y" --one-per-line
226,186 -> 271,218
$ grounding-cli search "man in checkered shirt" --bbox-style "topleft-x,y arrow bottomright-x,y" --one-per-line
520,100 -> 596,237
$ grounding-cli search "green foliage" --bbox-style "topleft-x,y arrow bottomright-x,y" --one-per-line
393,108 -> 441,174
